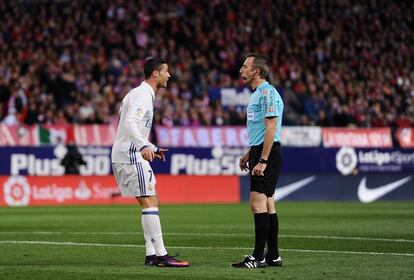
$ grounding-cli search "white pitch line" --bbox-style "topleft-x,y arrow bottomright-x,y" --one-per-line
0,231 -> 413,244
0,240 -> 413,257
280,234 -> 414,243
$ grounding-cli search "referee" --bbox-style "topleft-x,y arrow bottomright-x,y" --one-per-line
231,54 -> 284,269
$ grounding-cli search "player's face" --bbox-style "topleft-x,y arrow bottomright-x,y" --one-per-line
240,57 -> 256,85
156,64 -> 170,88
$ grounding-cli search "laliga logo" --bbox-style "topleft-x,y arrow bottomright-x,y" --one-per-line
74,180 -> 92,200
336,147 -> 358,175
3,176 -> 31,206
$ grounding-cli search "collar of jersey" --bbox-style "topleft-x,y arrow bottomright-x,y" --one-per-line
253,81 -> 269,92
141,81 -> 155,99
257,81 -> 269,89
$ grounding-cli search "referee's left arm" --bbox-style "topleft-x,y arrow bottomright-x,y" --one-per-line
260,117 -> 277,161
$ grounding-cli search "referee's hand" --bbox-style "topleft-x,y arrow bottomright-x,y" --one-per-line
239,154 -> 249,171
252,163 -> 266,176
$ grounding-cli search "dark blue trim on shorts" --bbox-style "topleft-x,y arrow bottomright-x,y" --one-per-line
129,143 -> 133,164
137,162 -> 146,196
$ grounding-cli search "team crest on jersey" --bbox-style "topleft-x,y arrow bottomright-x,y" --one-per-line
136,108 -> 144,117
262,90 -> 270,95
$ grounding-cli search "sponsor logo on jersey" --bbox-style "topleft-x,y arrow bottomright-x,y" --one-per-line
136,108 -> 144,117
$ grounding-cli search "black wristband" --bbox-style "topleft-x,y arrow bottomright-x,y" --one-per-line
259,158 -> 268,164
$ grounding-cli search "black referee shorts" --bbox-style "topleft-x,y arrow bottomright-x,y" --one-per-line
248,142 -> 282,197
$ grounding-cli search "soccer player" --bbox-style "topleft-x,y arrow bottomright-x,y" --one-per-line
111,58 -> 189,267
231,54 -> 284,268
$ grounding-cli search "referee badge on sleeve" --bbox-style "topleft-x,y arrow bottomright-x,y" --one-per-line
247,111 -> 254,121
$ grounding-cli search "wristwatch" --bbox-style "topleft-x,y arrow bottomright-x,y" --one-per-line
259,158 -> 268,164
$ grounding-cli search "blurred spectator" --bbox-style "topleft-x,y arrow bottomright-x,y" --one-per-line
0,0 -> 413,128
61,143 -> 86,175
2,107 -> 19,126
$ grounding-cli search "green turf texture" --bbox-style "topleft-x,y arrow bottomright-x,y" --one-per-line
1,202 -> 413,279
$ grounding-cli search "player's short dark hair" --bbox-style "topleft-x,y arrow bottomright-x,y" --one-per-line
144,57 -> 166,79
246,53 -> 269,79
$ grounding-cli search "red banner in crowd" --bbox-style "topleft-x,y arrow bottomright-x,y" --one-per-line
0,124 -> 116,146
3,124 -> 412,148
322,128 -> 392,148
0,125 -> 37,145
396,128 -> 414,148
0,175 -> 239,206
73,125 -> 116,146
155,126 -> 248,147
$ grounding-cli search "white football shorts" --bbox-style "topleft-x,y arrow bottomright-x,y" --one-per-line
112,162 -> 157,197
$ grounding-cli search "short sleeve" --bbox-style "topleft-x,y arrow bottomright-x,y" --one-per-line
260,88 -> 278,118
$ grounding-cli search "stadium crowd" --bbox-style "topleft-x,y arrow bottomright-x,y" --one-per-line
0,0 -> 413,128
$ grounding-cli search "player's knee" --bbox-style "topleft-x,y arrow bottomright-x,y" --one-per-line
136,195 -> 159,208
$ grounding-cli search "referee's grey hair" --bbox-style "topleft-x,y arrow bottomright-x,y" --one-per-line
246,54 -> 269,79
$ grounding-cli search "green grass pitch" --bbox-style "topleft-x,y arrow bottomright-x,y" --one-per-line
1,202 -> 414,279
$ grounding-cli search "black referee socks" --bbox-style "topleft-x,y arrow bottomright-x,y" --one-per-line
252,212 -> 269,260
266,213 -> 279,259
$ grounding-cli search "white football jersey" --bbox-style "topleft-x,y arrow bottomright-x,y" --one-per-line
111,81 -> 157,163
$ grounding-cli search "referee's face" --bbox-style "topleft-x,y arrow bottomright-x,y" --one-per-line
240,57 -> 256,85
156,63 -> 171,88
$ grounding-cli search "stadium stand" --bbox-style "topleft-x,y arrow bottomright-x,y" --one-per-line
0,0 -> 413,127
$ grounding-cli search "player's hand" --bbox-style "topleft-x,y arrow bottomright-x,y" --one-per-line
252,163 -> 266,176
155,148 -> 168,162
141,147 -> 155,162
239,153 -> 249,172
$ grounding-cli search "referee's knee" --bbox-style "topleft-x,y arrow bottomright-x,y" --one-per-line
249,200 -> 267,213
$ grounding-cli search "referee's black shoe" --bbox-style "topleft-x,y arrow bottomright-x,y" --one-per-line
266,256 -> 283,267
230,255 -> 267,269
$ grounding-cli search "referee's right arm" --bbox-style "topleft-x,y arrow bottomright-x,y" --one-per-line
239,148 -> 250,171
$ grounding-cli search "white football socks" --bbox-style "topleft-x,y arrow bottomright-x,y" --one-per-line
143,231 -> 156,256
141,207 -> 168,257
